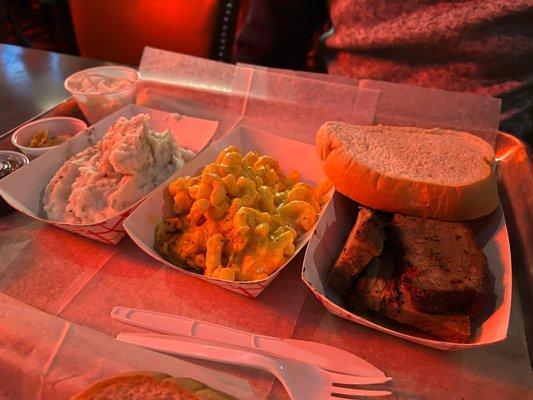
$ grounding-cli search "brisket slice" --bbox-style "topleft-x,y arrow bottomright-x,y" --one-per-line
352,251 -> 471,343
354,251 -> 395,312
390,214 -> 488,316
328,207 -> 385,293
390,283 -> 471,343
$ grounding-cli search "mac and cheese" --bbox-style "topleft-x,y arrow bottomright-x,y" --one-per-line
156,146 -> 329,281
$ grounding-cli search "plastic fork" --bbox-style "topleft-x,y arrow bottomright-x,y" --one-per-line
117,332 -> 392,399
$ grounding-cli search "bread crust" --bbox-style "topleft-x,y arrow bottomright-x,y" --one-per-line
71,371 -> 199,400
316,122 -> 499,221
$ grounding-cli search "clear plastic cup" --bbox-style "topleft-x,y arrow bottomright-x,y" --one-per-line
64,66 -> 140,124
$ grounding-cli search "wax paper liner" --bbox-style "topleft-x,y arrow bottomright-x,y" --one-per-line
236,62 -> 360,85
139,47 -> 249,95
137,48 -> 250,137
138,47 -> 380,144
137,47 -> 252,138
360,80 -> 501,147
301,192 -> 512,351
239,69 -> 380,144
137,80 -> 246,139
124,125 -> 331,298
0,104 -> 218,245
138,47 -> 501,148
0,299 -> 255,400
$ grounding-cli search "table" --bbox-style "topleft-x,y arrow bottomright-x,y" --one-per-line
0,44 -> 532,399
0,44 -> 105,136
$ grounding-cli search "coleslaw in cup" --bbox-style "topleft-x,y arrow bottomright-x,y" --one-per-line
65,66 -> 140,124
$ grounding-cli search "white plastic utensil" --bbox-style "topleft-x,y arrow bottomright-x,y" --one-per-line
111,306 -> 384,377
117,332 -> 392,400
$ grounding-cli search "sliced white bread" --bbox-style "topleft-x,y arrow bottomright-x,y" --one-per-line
71,371 -> 236,400
316,122 -> 498,221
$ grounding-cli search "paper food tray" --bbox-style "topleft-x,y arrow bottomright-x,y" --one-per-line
302,192 -> 512,351
0,104 -> 218,245
124,125 -> 331,297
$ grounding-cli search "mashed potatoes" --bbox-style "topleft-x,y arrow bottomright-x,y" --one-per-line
43,113 -> 193,224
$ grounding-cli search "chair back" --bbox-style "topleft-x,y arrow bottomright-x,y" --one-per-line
69,0 -> 240,64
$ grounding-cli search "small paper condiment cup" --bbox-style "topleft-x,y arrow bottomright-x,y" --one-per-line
11,117 -> 87,159
65,66 -> 141,124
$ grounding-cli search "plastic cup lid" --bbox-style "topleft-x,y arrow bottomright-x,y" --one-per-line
0,150 -> 29,179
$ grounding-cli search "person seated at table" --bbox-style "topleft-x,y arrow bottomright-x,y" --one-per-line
234,0 -> 533,145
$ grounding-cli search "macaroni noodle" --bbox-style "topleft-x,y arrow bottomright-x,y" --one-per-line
156,146 -> 329,281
